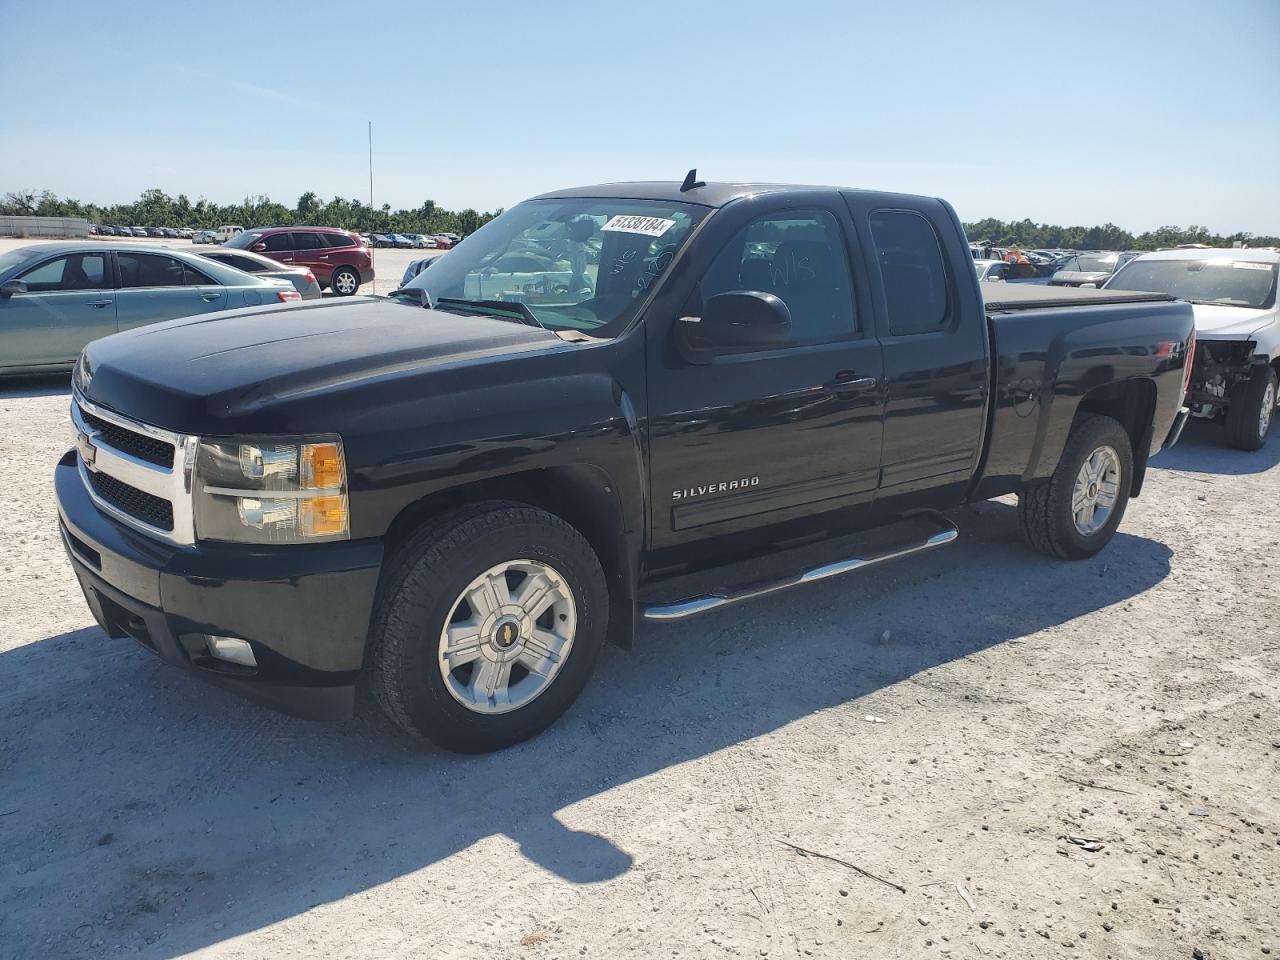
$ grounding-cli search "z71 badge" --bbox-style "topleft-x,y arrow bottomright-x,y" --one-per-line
672,476 -> 760,501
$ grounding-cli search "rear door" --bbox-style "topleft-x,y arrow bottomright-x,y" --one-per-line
646,194 -> 886,562
113,252 -> 227,332
288,231 -> 330,283
842,194 -> 989,512
0,251 -> 114,369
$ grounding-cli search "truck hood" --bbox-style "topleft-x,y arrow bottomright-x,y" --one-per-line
80,297 -> 562,430
1190,303 -> 1277,341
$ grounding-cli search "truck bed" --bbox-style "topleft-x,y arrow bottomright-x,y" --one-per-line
982,283 -> 1176,313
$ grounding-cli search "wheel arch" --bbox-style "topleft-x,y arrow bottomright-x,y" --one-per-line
1073,377 -> 1157,497
381,465 -> 640,647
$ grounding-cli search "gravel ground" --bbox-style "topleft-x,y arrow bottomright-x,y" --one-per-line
1,378 -> 1278,959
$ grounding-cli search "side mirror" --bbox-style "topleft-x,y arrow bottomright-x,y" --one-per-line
251,242 -> 267,252
677,291 -> 792,362
0,279 -> 28,298
1079,282 -> 1098,289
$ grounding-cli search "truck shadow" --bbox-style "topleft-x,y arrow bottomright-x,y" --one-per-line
2,499 -> 1173,958
1148,418 -> 1280,476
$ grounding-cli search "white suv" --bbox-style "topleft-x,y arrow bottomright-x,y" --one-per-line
1105,248 -> 1280,450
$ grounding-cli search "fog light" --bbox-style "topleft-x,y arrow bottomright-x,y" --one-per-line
206,635 -> 257,667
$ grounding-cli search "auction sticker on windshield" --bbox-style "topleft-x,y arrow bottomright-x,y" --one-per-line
1230,261 -> 1273,271
601,215 -> 676,237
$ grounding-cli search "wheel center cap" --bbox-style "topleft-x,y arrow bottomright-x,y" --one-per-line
492,619 -> 521,650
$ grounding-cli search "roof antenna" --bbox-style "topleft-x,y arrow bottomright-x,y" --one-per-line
680,168 -> 705,192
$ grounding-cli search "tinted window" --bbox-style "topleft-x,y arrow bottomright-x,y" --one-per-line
211,253 -> 262,272
291,232 -> 327,251
16,253 -> 106,292
699,209 -> 857,344
868,211 -> 950,335
321,233 -> 355,249
118,253 -> 187,288
182,263 -> 216,286
261,233 -> 293,252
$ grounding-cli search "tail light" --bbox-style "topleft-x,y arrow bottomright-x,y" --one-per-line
1183,330 -> 1196,396
302,271 -> 316,284
276,290 -> 302,303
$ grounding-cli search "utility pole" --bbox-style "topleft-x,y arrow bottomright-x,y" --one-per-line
368,120 -> 375,275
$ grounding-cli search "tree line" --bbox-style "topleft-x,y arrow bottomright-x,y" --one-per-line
0,188 -> 500,236
2,188 -> 1277,250
963,217 -> 1279,252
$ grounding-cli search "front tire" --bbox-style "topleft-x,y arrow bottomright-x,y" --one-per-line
330,266 -> 360,296
1018,414 -> 1134,560
1224,367 -> 1277,451
366,503 -> 609,753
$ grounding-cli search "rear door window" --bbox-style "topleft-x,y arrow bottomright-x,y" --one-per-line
291,232 -> 327,251
117,253 -> 188,288
868,210 -> 951,335
321,233 -> 355,249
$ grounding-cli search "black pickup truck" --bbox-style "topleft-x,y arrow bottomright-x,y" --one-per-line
56,178 -> 1194,752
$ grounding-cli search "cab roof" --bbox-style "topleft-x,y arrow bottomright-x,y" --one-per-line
533,180 -> 938,209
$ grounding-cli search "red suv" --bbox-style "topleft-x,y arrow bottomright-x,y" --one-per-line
223,227 -> 373,296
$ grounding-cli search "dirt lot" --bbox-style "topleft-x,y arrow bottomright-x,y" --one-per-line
1,376 -> 1278,956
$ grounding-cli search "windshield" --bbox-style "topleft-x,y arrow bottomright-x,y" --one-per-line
1074,254 -> 1119,273
1107,258 -> 1278,308
398,198 -> 708,337
222,231 -> 265,250
0,248 -> 41,277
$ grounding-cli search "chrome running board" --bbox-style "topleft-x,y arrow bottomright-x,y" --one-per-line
641,512 -> 959,622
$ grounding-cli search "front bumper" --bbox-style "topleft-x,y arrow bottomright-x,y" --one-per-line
55,450 -> 383,720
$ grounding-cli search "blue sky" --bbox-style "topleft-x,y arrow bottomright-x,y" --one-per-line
3,0 -> 1277,233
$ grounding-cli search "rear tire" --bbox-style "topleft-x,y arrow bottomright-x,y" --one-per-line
1224,367 -> 1277,451
366,503 -> 609,753
330,266 -> 360,296
1018,414 -> 1133,560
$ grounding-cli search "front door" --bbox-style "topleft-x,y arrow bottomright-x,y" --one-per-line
646,199 -> 885,568
113,252 -> 227,332
0,251 -> 115,370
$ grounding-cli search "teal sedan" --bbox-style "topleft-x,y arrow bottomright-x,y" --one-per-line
0,243 -> 301,376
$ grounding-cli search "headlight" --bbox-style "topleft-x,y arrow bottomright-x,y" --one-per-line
193,435 -> 349,543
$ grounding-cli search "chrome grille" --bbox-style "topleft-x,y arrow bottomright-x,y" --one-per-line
71,387 -> 198,545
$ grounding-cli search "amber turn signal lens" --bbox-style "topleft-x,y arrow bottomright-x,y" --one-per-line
300,442 -> 344,490
299,495 -> 349,538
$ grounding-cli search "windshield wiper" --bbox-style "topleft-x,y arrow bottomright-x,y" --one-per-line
435,297 -> 545,329
389,287 -> 434,309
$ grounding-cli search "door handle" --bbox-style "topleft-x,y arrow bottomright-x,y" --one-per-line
199,293 -> 220,301
824,372 -> 878,395
87,299 -> 113,308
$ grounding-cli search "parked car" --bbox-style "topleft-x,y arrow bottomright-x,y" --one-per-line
215,225 -> 244,244
54,179 -> 1195,752
1049,251 -> 1143,287
359,234 -> 375,248
191,229 -> 217,244
222,226 -> 374,296
369,234 -> 394,248
96,225 -> 115,237
432,235 -> 454,249
194,247 -> 323,300
145,227 -> 166,238
129,227 -> 148,238
1104,248 -> 1280,450
410,234 -> 438,249
399,254 -> 441,287
389,234 -> 415,249
0,243 -> 301,376
178,228 -> 194,239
